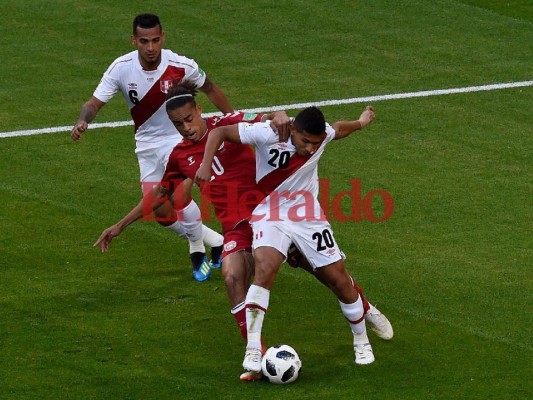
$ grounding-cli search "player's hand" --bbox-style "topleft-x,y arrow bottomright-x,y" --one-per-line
359,106 -> 375,128
194,162 -> 212,183
71,121 -> 88,141
270,111 -> 291,142
93,224 -> 123,253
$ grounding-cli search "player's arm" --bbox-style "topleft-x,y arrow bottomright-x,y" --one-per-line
332,106 -> 375,140
71,96 -> 106,141
194,125 -> 241,183
199,77 -> 233,114
93,185 -> 168,252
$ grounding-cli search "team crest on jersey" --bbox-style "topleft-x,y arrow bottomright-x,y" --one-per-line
160,80 -> 174,93
187,156 -> 195,166
224,241 -> 237,252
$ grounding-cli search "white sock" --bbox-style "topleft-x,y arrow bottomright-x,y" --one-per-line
202,226 -> 224,247
175,200 -> 205,253
339,296 -> 368,338
245,284 -> 270,350
180,200 -> 204,241
188,239 -> 205,254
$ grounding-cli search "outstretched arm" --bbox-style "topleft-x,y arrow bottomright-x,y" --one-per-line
199,77 -> 233,114
93,185 -> 168,252
332,106 -> 375,140
194,125 -> 241,183
71,96 -> 106,141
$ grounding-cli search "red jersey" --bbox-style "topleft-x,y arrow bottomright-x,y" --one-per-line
162,112 -> 264,232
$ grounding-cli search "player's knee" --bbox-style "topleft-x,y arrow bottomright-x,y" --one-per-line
333,279 -> 358,303
320,265 -> 357,301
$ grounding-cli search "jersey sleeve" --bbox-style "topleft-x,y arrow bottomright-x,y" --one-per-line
182,58 -> 207,88
238,122 -> 276,147
324,122 -> 336,143
213,111 -> 264,127
92,60 -> 121,103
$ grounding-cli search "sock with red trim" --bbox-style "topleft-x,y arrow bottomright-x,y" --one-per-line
245,284 -> 270,350
339,296 -> 368,342
232,302 -> 266,353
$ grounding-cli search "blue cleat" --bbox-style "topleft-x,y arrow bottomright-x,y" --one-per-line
191,253 -> 211,282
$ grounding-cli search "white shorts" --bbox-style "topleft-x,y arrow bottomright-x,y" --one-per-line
135,137 -> 181,193
251,219 -> 344,270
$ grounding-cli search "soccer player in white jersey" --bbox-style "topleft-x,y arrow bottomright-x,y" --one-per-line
196,105 -> 393,376
71,14 -> 232,281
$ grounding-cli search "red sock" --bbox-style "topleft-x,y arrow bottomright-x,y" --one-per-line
351,277 -> 370,314
233,307 -> 266,354
233,306 -> 248,341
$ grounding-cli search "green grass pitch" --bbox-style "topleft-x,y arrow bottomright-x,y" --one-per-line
0,1 -> 531,399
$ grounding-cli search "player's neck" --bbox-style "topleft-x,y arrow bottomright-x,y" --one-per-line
138,56 -> 161,71
198,125 -> 208,142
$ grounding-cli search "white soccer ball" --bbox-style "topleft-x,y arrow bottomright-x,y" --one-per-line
261,344 -> 302,384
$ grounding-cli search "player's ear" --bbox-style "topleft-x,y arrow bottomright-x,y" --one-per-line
161,31 -> 166,43
289,123 -> 297,135
196,103 -> 202,114
130,34 -> 136,46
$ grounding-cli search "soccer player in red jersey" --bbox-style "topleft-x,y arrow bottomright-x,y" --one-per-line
93,82 -> 289,379
72,14 -> 231,281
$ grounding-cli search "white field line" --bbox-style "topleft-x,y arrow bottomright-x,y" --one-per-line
1,80 -> 531,139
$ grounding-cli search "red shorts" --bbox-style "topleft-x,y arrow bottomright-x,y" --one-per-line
222,221 -> 253,259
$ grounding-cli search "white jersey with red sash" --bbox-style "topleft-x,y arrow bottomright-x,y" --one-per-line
93,49 -> 206,145
238,121 -> 336,223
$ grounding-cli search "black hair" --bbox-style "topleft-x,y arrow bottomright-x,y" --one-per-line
293,106 -> 326,136
165,82 -> 197,111
133,14 -> 162,34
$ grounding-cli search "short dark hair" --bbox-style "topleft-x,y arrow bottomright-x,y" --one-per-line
165,82 -> 198,112
133,14 -> 162,34
293,106 -> 326,135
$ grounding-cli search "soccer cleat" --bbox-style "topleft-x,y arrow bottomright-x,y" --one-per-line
190,253 -> 211,282
354,342 -> 375,365
365,305 -> 394,340
242,348 -> 263,373
210,244 -> 223,269
239,370 -> 263,381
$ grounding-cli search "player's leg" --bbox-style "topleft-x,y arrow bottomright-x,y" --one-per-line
221,223 -> 266,381
314,260 -> 375,365
242,222 -> 290,374
227,252 -> 255,339
288,244 -> 368,306
138,143 -> 223,281
292,222 -> 374,364
222,223 -> 256,342
168,179 -> 224,281
287,244 -> 392,340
